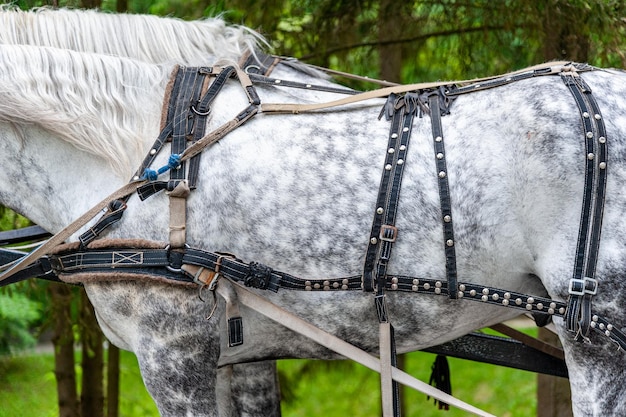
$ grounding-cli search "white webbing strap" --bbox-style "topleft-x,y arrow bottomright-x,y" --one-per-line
220,280 -> 496,417
379,321 -> 395,417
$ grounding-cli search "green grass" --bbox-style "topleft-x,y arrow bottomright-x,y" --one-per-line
1,332 -> 542,417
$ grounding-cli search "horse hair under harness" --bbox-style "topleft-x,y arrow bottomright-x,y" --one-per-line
0,55 -> 622,416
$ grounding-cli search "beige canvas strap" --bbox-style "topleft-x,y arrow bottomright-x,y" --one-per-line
220,279 -> 496,417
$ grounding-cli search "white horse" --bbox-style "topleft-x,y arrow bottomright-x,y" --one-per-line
1,39 -> 625,417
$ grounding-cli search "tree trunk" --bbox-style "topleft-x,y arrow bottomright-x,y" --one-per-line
116,0 -> 128,13
81,0 -> 103,8
50,283 -> 80,417
80,290 -> 104,417
537,327 -> 572,417
107,343 -> 120,417
377,0 -> 403,83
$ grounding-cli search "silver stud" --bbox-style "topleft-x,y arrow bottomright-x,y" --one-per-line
133,175 -> 140,181
413,279 -> 419,285
469,289 -> 477,296
548,308 -> 555,314
459,284 -> 466,291
435,281 -> 442,288
481,295 -> 488,302
587,153 -> 595,160
594,114 -> 602,120
458,291 -> 464,298
435,288 -> 441,294
446,239 -> 454,247
391,133 -> 398,139
608,324 -> 614,331
590,321 -> 597,328
391,277 -> 398,284
599,162 -> 606,170
558,307 -> 566,315
274,79 -> 281,84
385,164 -> 392,171
482,288 -> 490,295
550,302 -> 557,309
313,283 -> 321,289
391,284 -> 398,290
586,132 -> 594,139
403,127 -> 409,132
592,315 -> 599,322
397,159 -> 404,165
502,299 -> 509,306
370,237 -> 378,245
492,293 -> 500,301
342,279 -> 349,285
388,148 -> 395,154
515,298 -> 523,305
333,282 -> 340,288
412,285 -> 418,291
599,136 -> 606,144
504,292 -> 511,299
439,171 -> 447,178
436,153 -> 444,160
605,330 -> 611,337
527,297 -> 535,304
424,283 -> 431,290
399,145 -> 406,151
443,215 -> 452,223
599,323 -> 606,330
377,207 -> 384,215
526,304 -> 533,310
342,284 -> 349,290
583,112 -> 589,118
435,136 -> 443,142
306,84 -> 312,88
536,303 -> 544,310
323,280 -> 330,287
150,148 -> 157,155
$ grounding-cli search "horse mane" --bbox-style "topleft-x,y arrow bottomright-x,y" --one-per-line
0,5 -> 265,66
0,44 -> 170,175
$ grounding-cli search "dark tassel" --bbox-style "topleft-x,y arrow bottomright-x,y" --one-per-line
428,354 -> 452,410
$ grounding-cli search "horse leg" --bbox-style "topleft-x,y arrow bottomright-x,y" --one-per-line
218,362 -> 281,417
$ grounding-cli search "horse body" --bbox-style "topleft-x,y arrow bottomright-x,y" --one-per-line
1,39 -> 626,416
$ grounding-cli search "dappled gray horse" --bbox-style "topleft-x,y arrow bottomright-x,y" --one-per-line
0,40 -> 626,416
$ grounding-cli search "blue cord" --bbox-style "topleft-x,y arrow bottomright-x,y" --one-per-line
142,154 -> 181,181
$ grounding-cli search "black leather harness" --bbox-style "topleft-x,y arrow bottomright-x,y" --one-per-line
1,60 -> 625,368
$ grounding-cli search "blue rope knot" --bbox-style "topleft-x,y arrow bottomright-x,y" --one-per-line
141,154 -> 182,181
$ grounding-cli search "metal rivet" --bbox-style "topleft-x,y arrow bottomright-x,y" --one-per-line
458,291 -> 464,298
413,279 -> 419,285
424,283 -> 431,290
550,302 -> 557,309
605,330 -> 611,337
274,79 -> 281,84
492,293 -> 499,301
592,315 -> 599,322
436,153 -> 444,160
391,277 -> 398,284
341,285 -> 348,290
526,304 -> 533,310
587,153 -> 594,160
482,288 -> 490,295
388,148 -> 395,154
590,321 -> 597,328
150,149 -> 157,155
435,281 -> 442,288
446,239 -> 454,247
333,282 -> 339,288
306,84 -> 312,88
385,164 -> 392,171
582,112 -> 589,118
439,171 -> 447,178
459,284 -> 466,291
391,133 -> 398,139
586,132 -> 594,139
403,127 -> 409,132
443,215 -> 452,223
599,136 -> 606,144
594,114 -> 602,120
608,324 -> 614,331
377,207 -> 384,215
399,145 -> 406,151
469,289 -> 477,296
599,323 -> 606,330
481,295 -> 488,302
412,285 -> 418,291
133,175 -> 140,181
313,283 -> 320,289
504,292 -> 511,299
502,299 -> 509,306
548,308 -> 555,314
370,237 -> 378,245
599,162 -> 606,169
515,298 -> 523,305
391,284 -> 398,290
435,136 -> 443,142
397,159 -> 404,165
435,288 -> 441,294
536,303 -> 544,310
558,307 -> 566,314
527,297 -> 534,304
323,281 -> 330,287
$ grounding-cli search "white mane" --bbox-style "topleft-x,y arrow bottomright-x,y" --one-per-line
0,44 -> 170,175
0,6 -> 265,65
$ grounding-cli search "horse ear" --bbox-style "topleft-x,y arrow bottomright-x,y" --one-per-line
532,313 -> 552,327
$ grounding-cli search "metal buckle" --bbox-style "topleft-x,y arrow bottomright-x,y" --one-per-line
569,277 -> 598,296
379,225 -> 398,242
